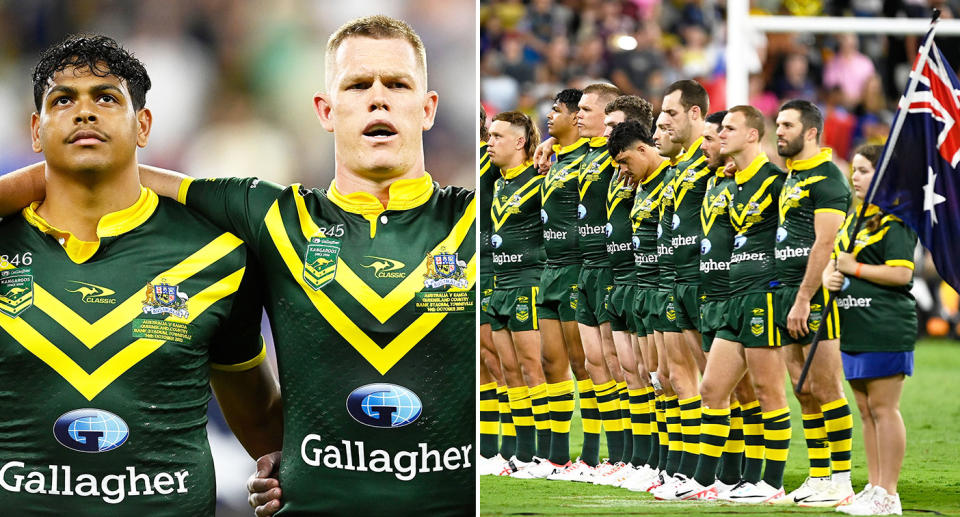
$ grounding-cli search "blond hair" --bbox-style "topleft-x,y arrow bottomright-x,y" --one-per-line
326,15 -> 427,89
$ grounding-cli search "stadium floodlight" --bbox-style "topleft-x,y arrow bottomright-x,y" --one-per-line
726,0 -> 960,106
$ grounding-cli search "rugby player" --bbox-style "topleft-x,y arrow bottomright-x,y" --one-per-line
1,16 -> 477,516
773,100 -> 855,506
0,34 -> 282,515
701,105 -> 790,504
514,89 -> 592,479
486,111 -> 548,475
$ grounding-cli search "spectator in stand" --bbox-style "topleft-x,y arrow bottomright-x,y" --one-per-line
823,33 -> 877,108
771,53 -> 818,103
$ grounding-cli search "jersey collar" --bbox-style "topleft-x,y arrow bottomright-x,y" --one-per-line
553,137 -> 589,156
678,137 -> 704,163
22,186 -> 158,264
786,147 -> 832,171
500,161 -> 532,180
644,159 -> 670,186
327,173 -> 435,216
735,153 -> 770,185
589,136 -> 608,148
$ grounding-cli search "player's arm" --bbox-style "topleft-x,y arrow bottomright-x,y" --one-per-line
786,210 -> 845,338
211,357 -> 283,458
138,164 -> 190,200
533,137 -> 557,172
0,162 -> 46,216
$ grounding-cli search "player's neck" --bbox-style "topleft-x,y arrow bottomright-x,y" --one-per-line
555,130 -> 579,148
36,163 -> 142,241
683,123 -> 703,151
497,154 -> 526,173
732,145 -> 761,171
335,163 -> 426,208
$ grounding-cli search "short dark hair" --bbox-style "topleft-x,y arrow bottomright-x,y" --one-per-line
604,95 -> 654,129
779,99 -> 824,142
480,106 -> 488,142
608,120 -> 654,158
853,143 -> 883,168
554,88 -> 583,113
705,110 -> 727,126
33,34 -> 151,112
664,79 -> 709,115
728,105 -> 765,139
493,111 -> 540,160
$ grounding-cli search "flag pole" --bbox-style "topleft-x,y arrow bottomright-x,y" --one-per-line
795,9 -> 941,393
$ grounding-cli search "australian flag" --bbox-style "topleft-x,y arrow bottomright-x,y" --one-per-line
869,24 -> 960,291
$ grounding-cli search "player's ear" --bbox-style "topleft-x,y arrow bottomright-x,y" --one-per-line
30,112 -> 42,153
314,92 -> 335,133
136,108 -> 152,148
421,90 -> 439,131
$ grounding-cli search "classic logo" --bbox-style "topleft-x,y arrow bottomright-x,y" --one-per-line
423,250 -> 468,289
303,237 -> 341,290
750,316 -> 764,336
65,281 -> 117,304
0,268 -> 33,318
53,409 -> 129,453
142,279 -> 189,319
345,384 -> 422,429
361,256 -> 407,279
752,307 -> 765,316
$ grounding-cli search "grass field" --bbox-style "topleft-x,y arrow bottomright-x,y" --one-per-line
480,339 -> 960,516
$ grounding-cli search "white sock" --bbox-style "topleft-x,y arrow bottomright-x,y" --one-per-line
832,470 -> 851,483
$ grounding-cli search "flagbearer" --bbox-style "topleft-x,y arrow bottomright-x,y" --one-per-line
826,144 -> 916,517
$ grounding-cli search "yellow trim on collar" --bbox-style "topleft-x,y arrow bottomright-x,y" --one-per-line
479,140 -> 487,147
501,161 -> 532,180
861,203 -> 881,218
589,136 -> 608,148
679,137 -> 704,163
786,147 -> 833,171
735,153 -> 770,185
327,173 -> 435,216
22,186 -> 159,264
553,137 -> 590,155
644,159 -> 670,185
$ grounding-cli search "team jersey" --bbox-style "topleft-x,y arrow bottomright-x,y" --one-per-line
492,162 -> 545,287
834,206 -> 918,352
480,142 -> 499,280
541,138 -> 589,266
670,138 -> 714,284
578,137 -> 617,267
776,148 -> 851,286
699,171 -> 736,297
606,171 -> 638,284
179,174 -> 475,516
656,159 -> 680,288
0,188 -> 264,516
631,160 -> 669,289
728,153 -> 785,296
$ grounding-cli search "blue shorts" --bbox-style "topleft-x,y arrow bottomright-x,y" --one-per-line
841,351 -> 914,380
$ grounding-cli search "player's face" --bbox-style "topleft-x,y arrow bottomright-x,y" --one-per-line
615,142 -> 653,182
486,120 -> 523,168
719,111 -> 751,156
661,90 -> 691,145
603,110 -> 626,138
31,65 -> 150,175
547,101 -> 576,138
850,153 -> 875,201
576,93 -> 606,138
314,36 -> 438,180
775,109 -> 805,158
654,112 -> 682,158
701,122 -> 725,170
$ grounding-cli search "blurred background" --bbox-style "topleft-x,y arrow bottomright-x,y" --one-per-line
481,0 -> 960,342
0,0 -> 475,515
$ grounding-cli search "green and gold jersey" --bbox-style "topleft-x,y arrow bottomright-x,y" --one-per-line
656,160 -> 679,288
631,160 -> 668,289
670,138 -> 714,284
578,137 -> 616,267
833,206 -> 918,352
776,148 -> 851,286
480,142 -> 499,280
0,188 -> 264,516
542,138 -> 589,266
728,154 -> 785,296
492,162 -> 545,287
606,170 -> 638,284
699,171 -> 736,297
179,173 -> 475,516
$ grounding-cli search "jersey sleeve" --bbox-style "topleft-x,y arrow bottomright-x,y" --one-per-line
881,218 -> 918,270
209,249 -> 267,370
812,171 -> 851,216
181,177 -> 286,249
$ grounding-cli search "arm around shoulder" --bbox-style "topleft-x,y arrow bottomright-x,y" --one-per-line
0,162 -> 46,216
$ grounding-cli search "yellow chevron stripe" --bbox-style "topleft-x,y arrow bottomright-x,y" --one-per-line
778,175 -> 827,221
674,157 -> 709,207
32,233 -> 242,349
492,180 -> 541,231
605,177 -> 634,219
492,175 -> 541,214
578,154 -> 611,199
542,156 -> 585,201
3,267 -> 246,400
730,174 -> 781,231
264,202 -> 476,375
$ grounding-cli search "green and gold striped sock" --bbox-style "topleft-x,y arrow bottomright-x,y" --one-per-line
677,395 -> 702,478
479,381 -> 499,459
761,407 -> 792,489
618,382 -> 632,464
717,401 -> 744,484
656,395 -> 669,471
529,383 -> 550,459
693,406 -> 730,486
802,412 -> 831,479
629,387 -> 653,466
578,379 -> 601,466
664,395 -> 682,475
822,398 -> 853,479
507,386 -> 535,462
498,384 -> 516,459
740,400 -> 764,484
547,380 -> 575,465
596,380 -> 624,462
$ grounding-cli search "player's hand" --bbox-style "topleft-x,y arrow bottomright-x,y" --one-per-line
722,161 -> 737,178
786,298 -> 810,339
247,451 -> 282,516
824,270 -> 845,292
835,252 -> 857,275
533,138 -> 557,173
